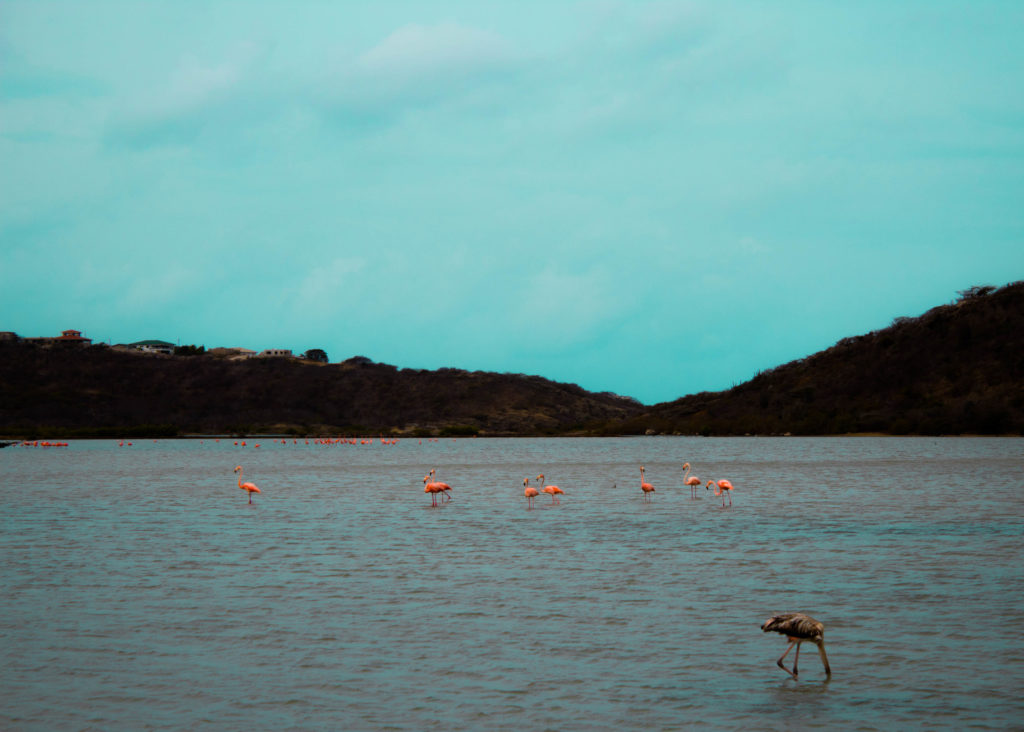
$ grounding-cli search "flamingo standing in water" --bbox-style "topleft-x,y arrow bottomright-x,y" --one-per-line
761,612 -> 831,680
706,479 -> 734,507
523,477 -> 540,508
430,469 -> 452,503
682,462 -> 701,499
233,465 -> 261,504
536,474 -> 564,504
423,474 -> 445,506
640,466 -> 655,502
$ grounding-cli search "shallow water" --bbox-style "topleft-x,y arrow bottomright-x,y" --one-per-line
2,436 -> 1023,730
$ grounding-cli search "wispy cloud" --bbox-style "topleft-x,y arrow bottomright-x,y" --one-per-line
358,22 -> 517,82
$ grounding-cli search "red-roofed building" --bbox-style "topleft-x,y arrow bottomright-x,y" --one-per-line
23,329 -> 93,346
57,329 -> 92,344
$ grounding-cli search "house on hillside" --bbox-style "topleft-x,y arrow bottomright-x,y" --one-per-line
22,329 -> 92,345
131,339 -> 174,355
208,347 -> 258,360
258,348 -> 293,358
58,329 -> 92,344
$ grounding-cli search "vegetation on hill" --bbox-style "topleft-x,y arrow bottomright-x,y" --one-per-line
1,282 -> 1020,437
609,282 -> 1024,436
0,347 -> 642,437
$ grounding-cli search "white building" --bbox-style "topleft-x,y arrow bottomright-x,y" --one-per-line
258,348 -> 293,358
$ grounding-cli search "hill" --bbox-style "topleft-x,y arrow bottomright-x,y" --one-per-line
2,282 -> 1021,438
0,346 -> 643,438
610,282 -> 1024,436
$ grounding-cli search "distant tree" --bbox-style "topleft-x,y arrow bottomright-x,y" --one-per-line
957,285 -> 995,302
303,348 -> 328,363
174,344 -> 205,356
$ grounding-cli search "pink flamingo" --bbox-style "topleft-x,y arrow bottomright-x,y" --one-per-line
706,479 -> 734,507
683,462 -> 701,499
423,474 -> 444,506
536,474 -> 564,504
430,469 -> 452,503
640,466 -> 655,502
233,465 -> 262,504
523,477 -> 539,508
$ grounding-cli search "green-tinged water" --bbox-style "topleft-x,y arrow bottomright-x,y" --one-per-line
2,437 -> 1022,729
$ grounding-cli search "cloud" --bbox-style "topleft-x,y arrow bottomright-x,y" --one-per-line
357,22 -> 517,83
105,42 -> 272,150
286,257 -> 367,313
316,21 -> 525,126
506,266 -> 634,350
117,264 -> 198,310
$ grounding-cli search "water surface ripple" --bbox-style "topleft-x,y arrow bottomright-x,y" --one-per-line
2,437 -> 1022,729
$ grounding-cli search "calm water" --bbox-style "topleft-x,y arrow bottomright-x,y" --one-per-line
2,437 -> 1023,730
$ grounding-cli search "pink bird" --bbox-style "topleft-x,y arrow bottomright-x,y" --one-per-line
233,465 -> 262,504
640,466 -> 655,502
430,469 -> 452,503
523,477 -> 540,508
682,462 -> 701,499
706,479 -> 734,507
537,474 -> 564,504
423,474 -> 445,506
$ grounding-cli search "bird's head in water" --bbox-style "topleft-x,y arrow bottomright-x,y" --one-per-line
233,465 -> 242,473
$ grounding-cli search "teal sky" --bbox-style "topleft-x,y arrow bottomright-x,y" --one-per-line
2,1 -> 1022,404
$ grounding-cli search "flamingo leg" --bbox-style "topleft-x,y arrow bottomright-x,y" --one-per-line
817,642 -> 832,678
793,641 -> 801,678
776,640 -> 798,679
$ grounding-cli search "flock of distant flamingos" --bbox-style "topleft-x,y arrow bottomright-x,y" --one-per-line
20,438 -> 825,678
233,460 -> 838,680
516,462 -> 734,509
233,460 -> 736,508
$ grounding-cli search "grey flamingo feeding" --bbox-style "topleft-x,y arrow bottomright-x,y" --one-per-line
761,612 -> 831,680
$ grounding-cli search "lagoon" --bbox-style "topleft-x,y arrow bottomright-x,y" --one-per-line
2,437 -> 1022,729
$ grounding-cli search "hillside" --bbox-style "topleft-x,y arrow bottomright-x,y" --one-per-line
611,282 -> 1024,436
0,346 -> 643,437
2,282 -> 1022,438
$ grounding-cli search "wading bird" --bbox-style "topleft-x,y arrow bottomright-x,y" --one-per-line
423,474 -> 445,506
430,469 -> 452,503
640,466 -> 655,502
523,477 -> 539,508
761,612 -> 831,680
233,465 -> 261,504
537,474 -> 564,504
706,479 -> 734,507
682,462 -> 701,499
